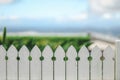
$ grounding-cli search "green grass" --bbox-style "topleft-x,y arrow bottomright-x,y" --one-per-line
0,36 -> 91,52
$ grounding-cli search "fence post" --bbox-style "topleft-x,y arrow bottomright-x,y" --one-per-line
116,40 -> 120,80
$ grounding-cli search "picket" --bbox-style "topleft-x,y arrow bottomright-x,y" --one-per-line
91,46 -> 102,80
55,46 -> 65,80
19,46 -> 29,80
0,45 -> 6,80
30,45 -> 41,80
67,45 -> 77,80
7,45 -> 18,80
116,40 -> 120,80
78,46 -> 89,80
42,45 -> 53,80
0,44 -> 118,80
103,46 -> 114,80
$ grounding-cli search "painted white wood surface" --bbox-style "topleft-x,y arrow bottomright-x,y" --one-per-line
19,46 -> 29,80
30,46 -> 41,80
0,45 -> 117,80
7,45 -> 18,80
0,45 -> 6,80
67,46 -> 77,80
116,40 -> 120,80
42,45 -> 53,80
78,46 -> 89,80
103,46 -> 114,80
55,46 -> 65,80
91,46 -> 102,80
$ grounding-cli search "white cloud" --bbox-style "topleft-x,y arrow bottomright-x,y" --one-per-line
69,13 -> 88,21
101,13 -> 120,19
102,13 -> 112,19
90,0 -> 120,13
0,16 -> 19,20
55,13 -> 88,22
0,0 -> 14,4
9,16 -> 19,20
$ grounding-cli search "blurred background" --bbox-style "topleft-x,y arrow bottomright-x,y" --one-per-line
0,0 -> 120,36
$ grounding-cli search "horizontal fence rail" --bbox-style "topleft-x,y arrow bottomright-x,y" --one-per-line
0,42 -> 119,80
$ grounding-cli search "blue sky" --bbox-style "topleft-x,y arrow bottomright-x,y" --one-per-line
0,0 -> 87,18
0,0 -> 120,32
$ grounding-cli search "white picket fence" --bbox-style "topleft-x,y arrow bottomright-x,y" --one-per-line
0,40 -> 120,80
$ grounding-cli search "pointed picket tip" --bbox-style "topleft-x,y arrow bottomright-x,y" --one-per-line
103,45 -> 114,53
104,45 -> 113,50
68,45 -> 74,48
7,45 -> 18,52
57,45 -> 64,49
56,44 -> 82,53
66,45 -> 77,54
54,45 -> 65,53
42,45 -> 53,53
30,45 -> 41,53
0,45 -> 6,53
67,45 -> 77,52
91,45 -> 102,53
78,45 -> 89,54
19,45 -> 30,53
